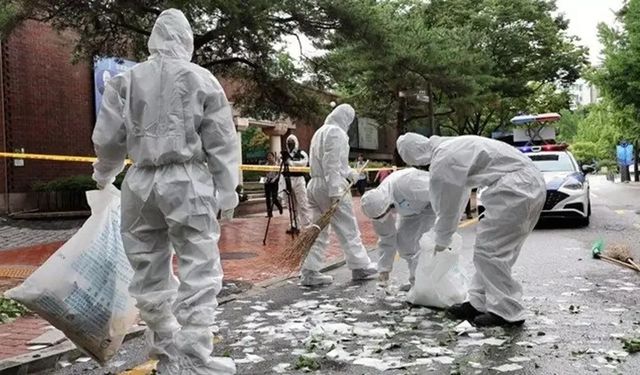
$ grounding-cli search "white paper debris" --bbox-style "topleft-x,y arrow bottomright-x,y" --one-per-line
272,363 -> 291,373
492,364 -> 524,372
454,321 -> 477,335
508,356 -> 531,363
27,345 -> 49,351
327,347 -> 352,361
353,357 -> 398,371
432,356 -> 455,365
605,308 -> 627,313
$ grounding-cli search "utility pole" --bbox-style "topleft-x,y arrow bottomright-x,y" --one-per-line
395,90 -> 407,166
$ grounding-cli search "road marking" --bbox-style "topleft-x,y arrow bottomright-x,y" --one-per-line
591,193 -> 599,199
615,210 -> 626,215
123,217 -> 482,374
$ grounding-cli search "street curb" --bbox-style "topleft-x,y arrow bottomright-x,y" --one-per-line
0,249 -> 360,374
0,327 -> 145,375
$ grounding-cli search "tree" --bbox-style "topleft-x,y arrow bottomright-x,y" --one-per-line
314,0 -> 586,137
591,0 -> 640,138
1,0 -> 373,120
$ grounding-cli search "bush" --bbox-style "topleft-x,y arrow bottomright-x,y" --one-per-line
33,174 -> 125,192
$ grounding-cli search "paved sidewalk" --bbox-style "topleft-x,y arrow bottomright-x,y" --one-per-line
0,198 -> 377,362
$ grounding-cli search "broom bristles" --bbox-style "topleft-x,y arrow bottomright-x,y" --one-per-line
605,244 -> 633,262
265,160 -> 370,273
270,203 -> 340,272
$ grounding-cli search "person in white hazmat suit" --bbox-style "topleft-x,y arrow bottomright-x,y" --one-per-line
278,134 -> 312,230
360,168 -> 436,290
91,9 -> 238,374
301,104 -> 377,286
396,133 -> 545,327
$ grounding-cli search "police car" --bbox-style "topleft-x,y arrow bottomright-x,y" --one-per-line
478,144 -> 593,226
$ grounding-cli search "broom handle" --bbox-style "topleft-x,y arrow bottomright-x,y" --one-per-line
600,255 -> 640,272
627,258 -> 640,272
320,160 -> 371,216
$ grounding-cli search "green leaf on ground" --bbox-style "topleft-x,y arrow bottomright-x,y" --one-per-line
0,297 -> 29,324
623,338 -> 640,353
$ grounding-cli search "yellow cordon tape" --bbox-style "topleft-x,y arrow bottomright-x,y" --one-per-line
0,152 -> 397,173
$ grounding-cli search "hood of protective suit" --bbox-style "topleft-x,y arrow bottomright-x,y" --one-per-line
396,133 -> 446,166
323,104 -> 355,133
361,188 -> 392,219
148,9 -> 194,60
286,134 -> 300,153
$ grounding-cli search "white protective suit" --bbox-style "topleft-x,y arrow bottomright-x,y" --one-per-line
360,168 -> 436,281
302,104 -> 375,278
92,9 -> 238,375
397,133 -> 545,322
278,134 -> 312,228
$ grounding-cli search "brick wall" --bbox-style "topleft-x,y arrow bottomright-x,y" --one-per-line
1,20 -> 94,194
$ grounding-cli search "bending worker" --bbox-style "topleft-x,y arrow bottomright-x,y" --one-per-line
301,104 -> 377,286
397,133 -> 545,327
92,9 -> 238,374
360,168 -> 435,290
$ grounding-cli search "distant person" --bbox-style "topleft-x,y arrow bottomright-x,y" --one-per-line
617,140 -> 634,183
355,154 -> 368,195
374,164 -> 393,184
264,152 -> 283,217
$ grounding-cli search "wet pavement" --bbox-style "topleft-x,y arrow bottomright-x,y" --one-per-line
38,177 -> 640,374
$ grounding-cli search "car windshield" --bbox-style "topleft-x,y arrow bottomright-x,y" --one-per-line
528,153 -> 576,172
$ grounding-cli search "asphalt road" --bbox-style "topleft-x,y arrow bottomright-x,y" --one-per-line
49,175 -> 640,375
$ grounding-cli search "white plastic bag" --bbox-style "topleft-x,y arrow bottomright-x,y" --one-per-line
407,231 -> 467,308
6,186 -> 137,364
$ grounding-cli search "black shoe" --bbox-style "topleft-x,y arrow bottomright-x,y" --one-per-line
446,302 -> 482,321
286,227 -> 300,235
473,312 -> 525,327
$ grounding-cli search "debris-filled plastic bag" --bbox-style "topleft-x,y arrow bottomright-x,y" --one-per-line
6,186 -> 137,364
407,231 -> 467,308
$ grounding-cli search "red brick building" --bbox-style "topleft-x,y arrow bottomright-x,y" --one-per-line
0,21 -> 396,213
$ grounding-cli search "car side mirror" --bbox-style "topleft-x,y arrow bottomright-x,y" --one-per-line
582,164 -> 595,174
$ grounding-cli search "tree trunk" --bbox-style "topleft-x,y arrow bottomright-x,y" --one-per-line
395,93 -> 407,166
427,82 -> 437,136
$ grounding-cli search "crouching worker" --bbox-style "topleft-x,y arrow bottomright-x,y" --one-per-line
361,168 -> 435,291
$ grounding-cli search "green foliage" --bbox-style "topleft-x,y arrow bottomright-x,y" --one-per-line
623,338 -> 640,353
0,297 -> 30,324
33,174 -> 125,192
555,108 -> 584,142
242,127 -> 269,163
559,99 -> 638,164
3,0 -> 368,120
294,356 -> 321,371
0,1 -> 22,38
314,0 -> 586,136
593,0 -> 640,120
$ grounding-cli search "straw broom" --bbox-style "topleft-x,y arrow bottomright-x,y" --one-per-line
592,240 -> 640,272
273,160 -> 370,271
605,244 -> 640,272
